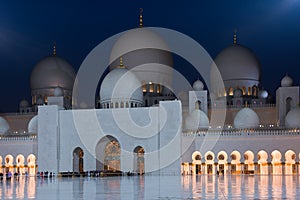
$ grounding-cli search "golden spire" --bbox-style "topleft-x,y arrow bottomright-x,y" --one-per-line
233,29 -> 237,45
53,42 -> 57,56
139,8 -> 143,28
119,57 -> 125,68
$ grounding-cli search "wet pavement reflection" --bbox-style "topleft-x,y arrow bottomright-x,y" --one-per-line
1,174 -> 300,199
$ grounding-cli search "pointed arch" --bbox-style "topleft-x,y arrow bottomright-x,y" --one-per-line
5,154 -> 14,173
243,150 -> 254,174
217,151 -> 228,174
230,150 -> 241,174
73,147 -> 84,173
16,154 -> 25,174
192,151 -> 202,174
133,146 -> 145,175
285,150 -> 296,174
205,151 -> 215,174
27,154 -> 36,176
271,150 -> 282,174
95,135 -> 121,171
257,150 -> 268,174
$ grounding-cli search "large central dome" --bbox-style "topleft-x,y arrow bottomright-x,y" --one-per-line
109,27 -> 173,95
214,44 -> 261,90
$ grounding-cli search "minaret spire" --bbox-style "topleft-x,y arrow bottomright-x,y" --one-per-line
233,29 -> 237,45
139,8 -> 143,28
53,42 -> 57,56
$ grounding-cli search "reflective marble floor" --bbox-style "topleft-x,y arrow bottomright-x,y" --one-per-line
1,174 -> 300,199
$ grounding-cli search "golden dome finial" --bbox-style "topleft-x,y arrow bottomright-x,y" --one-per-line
233,29 -> 237,45
139,8 -> 143,28
53,42 -> 57,56
119,57 -> 124,68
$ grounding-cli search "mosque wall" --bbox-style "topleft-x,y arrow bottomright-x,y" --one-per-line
0,140 -> 37,160
37,101 -> 182,175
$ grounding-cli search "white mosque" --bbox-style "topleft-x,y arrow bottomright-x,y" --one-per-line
1,12 -> 300,176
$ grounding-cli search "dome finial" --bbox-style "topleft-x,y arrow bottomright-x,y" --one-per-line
139,8 -> 143,28
53,42 -> 57,56
233,29 -> 237,45
119,57 -> 124,68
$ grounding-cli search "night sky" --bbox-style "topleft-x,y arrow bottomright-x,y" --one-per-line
0,0 -> 300,112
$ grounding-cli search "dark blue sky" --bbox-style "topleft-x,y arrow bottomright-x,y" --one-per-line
0,0 -> 300,112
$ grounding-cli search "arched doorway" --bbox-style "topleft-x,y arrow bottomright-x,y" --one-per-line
243,151 -> 254,174
217,151 -> 228,174
16,154 -> 25,175
257,150 -> 268,174
285,150 -> 296,174
73,147 -> 84,173
205,151 -> 215,174
192,151 -> 202,174
96,135 -> 121,171
271,150 -> 282,174
134,146 -> 145,175
5,154 -> 14,173
27,154 -> 36,176
230,150 -> 241,174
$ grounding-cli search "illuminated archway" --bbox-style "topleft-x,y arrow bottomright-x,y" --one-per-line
243,150 -> 254,174
73,147 -> 84,173
5,154 -> 14,173
0,156 -> 2,174
217,151 -> 228,174
285,150 -> 296,174
257,150 -> 268,174
134,146 -> 145,175
16,154 -> 25,174
271,150 -> 282,174
230,150 -> 241,174
192,151 -> 202,174
95,135 -> 121,171
27,154 -> 36,176
205,151 -> 215,174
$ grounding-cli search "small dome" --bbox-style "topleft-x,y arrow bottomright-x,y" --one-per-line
285,108 -> 300,128
185,109 -> 209,130
0,117 -> 10,134
258,90 -> 268,99
36,97 -> 45,105
281,75 -> 293,87
54,87 -> 64,97
233,88 -> 243,98
214,44 -> 261,89
234,108 -> 260,129
100,67 -> 143,105
28,115 -> 38,133
193,80 -> 204,91
19,99 -> 29,108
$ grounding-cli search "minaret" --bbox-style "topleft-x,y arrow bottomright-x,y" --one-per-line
139,8 -> 143,28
